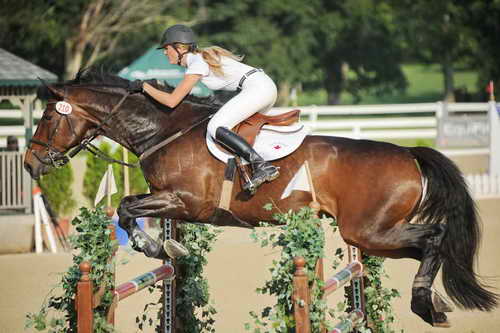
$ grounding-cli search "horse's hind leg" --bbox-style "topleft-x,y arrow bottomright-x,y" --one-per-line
117,192 -> 187,259
410,223 -> 453,328
342,220 -> 450,327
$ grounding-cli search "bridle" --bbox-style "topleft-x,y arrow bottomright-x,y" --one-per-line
30,91 -> 135,168
30,87 -> 214,169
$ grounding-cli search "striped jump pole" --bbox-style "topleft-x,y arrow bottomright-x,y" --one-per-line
322,261 -> 363,297
77,262 -> 175,333
76,216 -> 176,333
293,247 -> 365,333
113,264 -> 174,301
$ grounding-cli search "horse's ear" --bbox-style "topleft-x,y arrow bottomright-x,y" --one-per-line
36,81 -> 64,101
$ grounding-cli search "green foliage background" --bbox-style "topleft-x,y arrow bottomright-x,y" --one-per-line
2,0 -> 498,105
82,143 -> 148,208
26,208 -> 117,332
38,163 -> 76,217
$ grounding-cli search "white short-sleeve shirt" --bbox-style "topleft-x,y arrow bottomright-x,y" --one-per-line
185,53 -> 255,91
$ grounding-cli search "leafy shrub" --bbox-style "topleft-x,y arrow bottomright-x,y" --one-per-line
82,143 -> 148,207
38,163 -> 76,217
82,142 -> 113,206
26,208 -> 116,332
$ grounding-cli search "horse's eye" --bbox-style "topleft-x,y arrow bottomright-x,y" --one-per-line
42,112 -> 52,121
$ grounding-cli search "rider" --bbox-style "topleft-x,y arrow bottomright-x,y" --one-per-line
128,24 -> 280,194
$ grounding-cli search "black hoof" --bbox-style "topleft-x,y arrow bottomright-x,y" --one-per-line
411,287 -> 450,327
432,288 -> 454,313
130,228 -> 169,260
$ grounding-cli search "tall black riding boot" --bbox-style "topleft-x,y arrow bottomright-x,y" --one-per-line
215,127 -> 280,194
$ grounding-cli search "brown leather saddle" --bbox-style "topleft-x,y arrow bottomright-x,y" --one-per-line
232,109 -> 301,146
210,109 -> 301,227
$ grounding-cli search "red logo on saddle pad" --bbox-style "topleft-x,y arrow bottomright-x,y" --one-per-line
271,142 -> 286,150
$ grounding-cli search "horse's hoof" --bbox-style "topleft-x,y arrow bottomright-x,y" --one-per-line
163,239 -> 189,258
432,288 -> 454,313
431,311 -> 451,328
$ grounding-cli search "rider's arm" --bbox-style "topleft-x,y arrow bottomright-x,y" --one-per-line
143,74 -> 202,108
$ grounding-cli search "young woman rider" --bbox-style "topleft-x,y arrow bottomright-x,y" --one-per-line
127,24 -> 280,194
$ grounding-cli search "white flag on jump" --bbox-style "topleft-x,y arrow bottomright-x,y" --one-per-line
280,162 -> 312,199
94,166 -> 117,206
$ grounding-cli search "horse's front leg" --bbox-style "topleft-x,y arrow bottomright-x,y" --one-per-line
117,191 -> 188,259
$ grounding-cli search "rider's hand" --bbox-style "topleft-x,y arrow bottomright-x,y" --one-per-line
127,79 -> 144,93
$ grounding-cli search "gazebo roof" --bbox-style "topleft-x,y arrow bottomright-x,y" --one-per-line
0,48 -> 57,87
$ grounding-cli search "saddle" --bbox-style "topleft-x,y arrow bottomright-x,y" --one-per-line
232,109 -> 300,146
210,109 -> 303,226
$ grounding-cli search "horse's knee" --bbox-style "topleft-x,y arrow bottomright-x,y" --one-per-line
117,194 -> 148,218
117,200 -> 131,219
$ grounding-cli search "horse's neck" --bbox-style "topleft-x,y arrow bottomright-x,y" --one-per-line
101,100 -> 214,157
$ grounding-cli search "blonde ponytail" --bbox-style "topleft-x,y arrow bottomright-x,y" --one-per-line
197,46 -> 244,76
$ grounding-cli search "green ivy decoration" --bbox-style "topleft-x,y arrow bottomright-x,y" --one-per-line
38,162 -> 76,217
25,207 -> 116,333
135,222 -> 221,333
246,206 -> 401,333
246,206 -> 333,332
362,256 -> 401,333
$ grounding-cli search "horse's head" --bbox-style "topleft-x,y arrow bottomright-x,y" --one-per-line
24,67 -> 223,179
24,83 -> 100,179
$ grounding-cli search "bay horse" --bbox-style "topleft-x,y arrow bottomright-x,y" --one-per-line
24,68 -> 498,327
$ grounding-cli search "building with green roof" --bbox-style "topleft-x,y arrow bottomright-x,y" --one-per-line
0,48 -> 58,215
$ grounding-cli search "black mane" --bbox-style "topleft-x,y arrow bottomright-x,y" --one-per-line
39,66 -> 227,109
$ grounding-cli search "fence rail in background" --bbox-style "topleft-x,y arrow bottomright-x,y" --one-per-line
0,109 -> 42,119
466,173 -> 500,200
273,102 -> 489,140
1,103 -> 497,199
0,151 -> 30,211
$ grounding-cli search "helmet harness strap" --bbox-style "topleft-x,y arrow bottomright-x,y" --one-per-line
173,44 -> 196,66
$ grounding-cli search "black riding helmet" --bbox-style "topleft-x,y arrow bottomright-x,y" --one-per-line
157,24 -> 197,49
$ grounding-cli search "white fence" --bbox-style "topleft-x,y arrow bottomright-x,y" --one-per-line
0,151 -> 31,212
273,102 -> 489,140
1,102 -> 498,199
466,173 -> 500,200
274,102 -> 498,199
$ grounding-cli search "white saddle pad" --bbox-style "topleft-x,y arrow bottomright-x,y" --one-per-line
207,123 -> 311,164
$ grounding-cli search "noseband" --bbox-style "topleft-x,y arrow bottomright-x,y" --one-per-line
30,91 -> 134,168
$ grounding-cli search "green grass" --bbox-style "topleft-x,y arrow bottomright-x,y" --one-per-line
298,63 -> 479,105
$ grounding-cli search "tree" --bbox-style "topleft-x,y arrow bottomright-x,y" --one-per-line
389,0 -> 476,101
199,0 -> 406,105
453,0 -> 500,99
38,163 -> 76,217
198,0 -> 318,105
49,0 -> 181,79
0,0 -> 196,79
312,0 -> 407,104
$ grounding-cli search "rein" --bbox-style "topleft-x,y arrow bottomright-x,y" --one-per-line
139,113 -> 213,162
31,91 -> 134,168
33,88 -> 213,168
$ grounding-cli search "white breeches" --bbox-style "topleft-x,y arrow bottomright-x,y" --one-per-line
207,71 -> 278,138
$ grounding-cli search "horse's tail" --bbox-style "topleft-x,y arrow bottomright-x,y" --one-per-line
409,146 -> 498,311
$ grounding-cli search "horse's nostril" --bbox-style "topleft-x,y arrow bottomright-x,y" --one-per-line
24,163 -> 33,177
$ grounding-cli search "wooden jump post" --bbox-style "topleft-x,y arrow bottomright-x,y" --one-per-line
76,261 -> 174,333
76,210 -> 177,333
293,249 -> 365,333
293,189 -> 366,333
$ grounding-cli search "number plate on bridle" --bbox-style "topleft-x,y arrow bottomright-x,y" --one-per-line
55,101 -> 72,115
